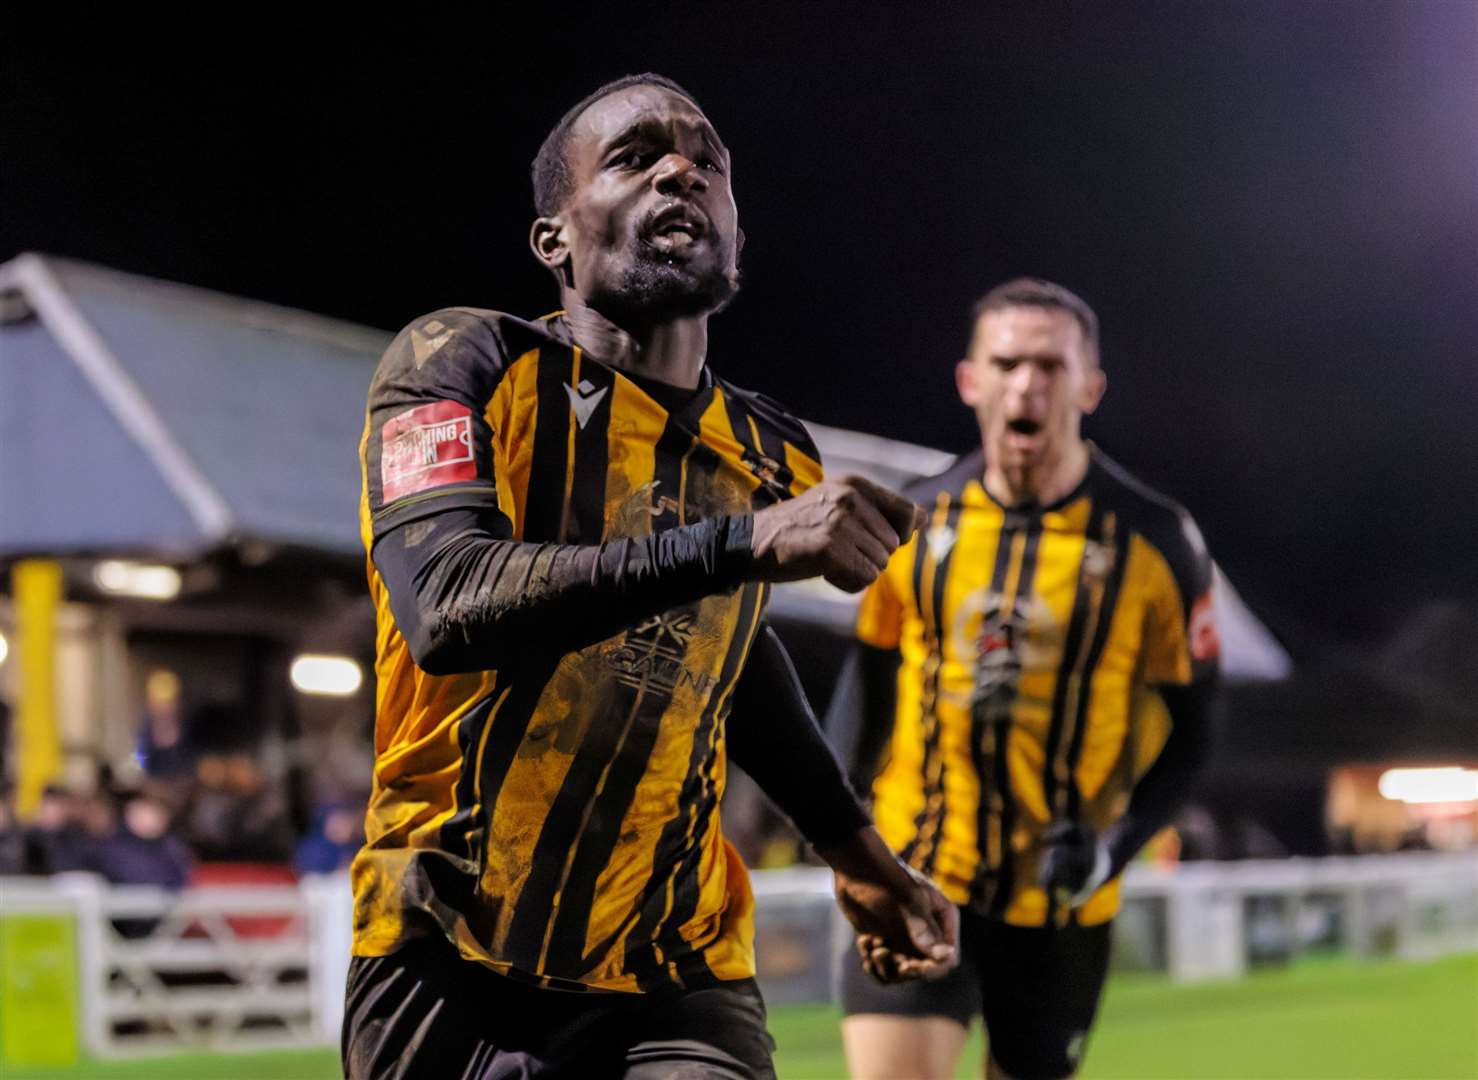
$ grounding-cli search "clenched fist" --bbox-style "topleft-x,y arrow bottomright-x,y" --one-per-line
750,475 -> 925,593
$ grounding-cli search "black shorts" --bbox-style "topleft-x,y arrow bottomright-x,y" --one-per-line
343,933 -> 775,1079
838,910 -> 1112,1080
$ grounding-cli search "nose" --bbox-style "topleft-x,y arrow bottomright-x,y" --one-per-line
652,153 -> 706,196
1009,362 -> 1046,397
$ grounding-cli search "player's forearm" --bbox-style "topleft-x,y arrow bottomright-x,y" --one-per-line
727,625 -> 870,848
812,823 -> 914,888
1104,679 -> 1216,874
375,509 -> 756,675
838,644 -> 900,796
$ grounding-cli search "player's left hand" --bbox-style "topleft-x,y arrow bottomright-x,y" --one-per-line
1036,820 -> 1112,908
822,829 -> 959,983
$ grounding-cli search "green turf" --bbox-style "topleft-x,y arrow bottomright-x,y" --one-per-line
771,951 -> 1478,1080
4,952 -> 1474,1079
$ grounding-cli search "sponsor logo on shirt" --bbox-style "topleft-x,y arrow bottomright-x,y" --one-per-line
605,608 -> 719,698
944,591 -> 1062,711
380,400 -> 477,502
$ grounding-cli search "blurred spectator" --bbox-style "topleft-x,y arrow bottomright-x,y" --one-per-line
293,802 -> 365,875
96,790 -> 191,889
135,668 -> 194,780
183,753 -> 295,863
78,786 -> 119,843
22,784 -> 99,874
1174,803 -> 1225,861
0,784 -> 25,875
1226,815 -> 1288,860
0,700 -> 11,782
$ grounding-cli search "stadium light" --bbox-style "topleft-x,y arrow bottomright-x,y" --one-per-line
290,654 -> 363,696
0,630 -> 8,666
1377,767 -> 1478,805
93,560 -> 182,600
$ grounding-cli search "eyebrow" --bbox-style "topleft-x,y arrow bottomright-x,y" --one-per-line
990,351 -> 1067,363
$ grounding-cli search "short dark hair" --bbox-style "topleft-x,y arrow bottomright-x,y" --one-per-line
972,277 -> 1100,364
531,73 -> 702,217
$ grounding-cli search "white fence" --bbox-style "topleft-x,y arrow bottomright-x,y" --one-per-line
2,851 -> 1475,1058
2,873 -> 347,1058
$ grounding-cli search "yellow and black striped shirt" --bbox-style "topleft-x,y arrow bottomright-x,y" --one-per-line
858,448 -> 1218,926
352,307 -> 822,991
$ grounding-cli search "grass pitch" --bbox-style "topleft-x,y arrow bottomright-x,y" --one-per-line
4,952 -> 1474,1079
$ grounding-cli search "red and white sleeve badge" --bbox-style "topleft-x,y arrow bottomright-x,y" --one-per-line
380,400 -> 477,502
1189,590 -> 1221,662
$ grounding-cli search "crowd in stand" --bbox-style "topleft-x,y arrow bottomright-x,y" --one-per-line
0,763 -> 366,889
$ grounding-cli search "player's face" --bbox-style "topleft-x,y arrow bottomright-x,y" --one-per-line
956,305 -> 1106,473
544,86 -> 740,324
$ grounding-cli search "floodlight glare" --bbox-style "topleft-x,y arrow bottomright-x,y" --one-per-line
93,560 -> 182,600
290,654 -> 363,696
1377,767 -> 1478,805
0,630 -> 8,666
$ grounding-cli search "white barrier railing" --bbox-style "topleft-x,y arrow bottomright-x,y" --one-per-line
2,872 -> 350,1057
2,850 -> 1474,1057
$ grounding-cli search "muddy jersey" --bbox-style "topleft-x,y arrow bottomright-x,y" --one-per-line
352,307 -> 822,991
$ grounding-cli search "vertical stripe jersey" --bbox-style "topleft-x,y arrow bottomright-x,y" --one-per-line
858,448 -> 1219,926
352,307 -> 823,991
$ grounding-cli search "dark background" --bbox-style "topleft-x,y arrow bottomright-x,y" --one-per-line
4,2 -> 1474,650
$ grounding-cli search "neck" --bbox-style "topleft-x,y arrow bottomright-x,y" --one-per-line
560,290 -> 708,389
983,436 -> 1091,508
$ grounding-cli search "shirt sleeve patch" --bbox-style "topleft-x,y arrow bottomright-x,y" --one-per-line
380,400 -> 477,502
1189,589 -> 1220,662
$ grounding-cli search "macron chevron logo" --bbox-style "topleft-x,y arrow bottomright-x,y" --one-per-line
564,379 -> 609,429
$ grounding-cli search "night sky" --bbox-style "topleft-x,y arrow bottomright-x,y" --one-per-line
4,3 -> 1474,651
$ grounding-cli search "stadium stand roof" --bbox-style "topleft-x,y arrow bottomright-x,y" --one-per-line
0,253 -> 1290,681
0,253 -> 389,559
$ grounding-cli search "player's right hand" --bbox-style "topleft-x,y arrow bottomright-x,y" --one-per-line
750,475 -> 925,593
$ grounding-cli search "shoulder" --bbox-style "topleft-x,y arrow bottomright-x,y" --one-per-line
372,308 -> 560,398
1091,449 -> 1211,599
904,448 -> 984,506
713,376 -> 820,461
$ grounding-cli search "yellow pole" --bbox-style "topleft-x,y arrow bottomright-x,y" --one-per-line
13,559 -> 63,818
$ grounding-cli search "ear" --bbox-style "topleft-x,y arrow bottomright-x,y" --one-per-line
529,216 -> 570,272
1079,367 -> 1107,415
735,226 -> 747,256
955,358 -> 980,407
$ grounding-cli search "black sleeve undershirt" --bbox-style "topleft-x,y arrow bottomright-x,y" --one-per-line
372,502 -> 756,675
1104,676 -> 1219,875
824,643 -> 902,798
727,624 -> 870,849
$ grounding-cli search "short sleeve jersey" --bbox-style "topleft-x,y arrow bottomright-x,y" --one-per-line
352,308 -> 822,991
857,448 -> 1218,926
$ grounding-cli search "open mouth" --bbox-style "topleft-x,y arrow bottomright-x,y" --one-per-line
644,205 -> 707,248
654,222 -> 699,243
1006,418 -> 1042,436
